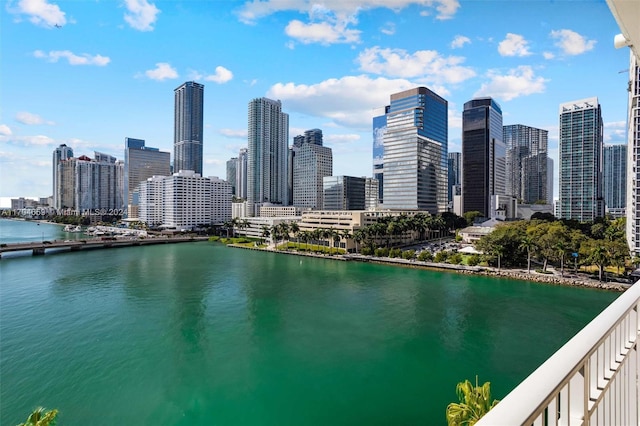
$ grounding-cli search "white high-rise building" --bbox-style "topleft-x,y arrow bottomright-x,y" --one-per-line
247,98 -> 289,216
210,176 -> 232,224
139,171 -> 231,230
292,142 -> 332,209
138,176 -> 165,228
626,52 -> 640,256
547,157 -> 554,206
124,138 -> 170,218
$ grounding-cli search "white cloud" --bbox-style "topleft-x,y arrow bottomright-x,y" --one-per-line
498,33 -> 531,57
356,46 -> 475,84
33,50 -> 110,66
543,51 -> 555,60
3,134 -> 56,146
380,22 -> 395,35
123,0 -> 160,32
285,20 -> 361,45
450,35 -> 470,49
238,0 -> 460,23
219,128 -> 248,139
324,133 -> 361,144
15,112 -> 55,125
204,66 -> 234,84
604,121 -> 626,143
8,0 -> 66,27
0,124 -> 12,135
474,66 -> 548,101
550,29 -> 595,56
143,62 -> 178,81
267,75 -> 418,129
238,1 -> 459,45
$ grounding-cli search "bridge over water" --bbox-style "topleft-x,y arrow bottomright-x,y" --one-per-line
0,236 -> 209,258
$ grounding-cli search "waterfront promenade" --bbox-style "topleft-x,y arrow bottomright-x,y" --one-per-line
230,243 -> 632,292
0,235 -> 209,258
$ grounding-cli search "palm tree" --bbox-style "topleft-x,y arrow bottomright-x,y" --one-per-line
584,241 -> 609,282
352,228 -> 365,253
260,225 -> 271,245
238,218 -> 250,236
556,240 -> 568,276
519,235 -> 535,274
446,377 -> 499,426
289,221 -> 300,247
332,228 -> 342,254
19,407 -> 58,426
340,229 -> 352,252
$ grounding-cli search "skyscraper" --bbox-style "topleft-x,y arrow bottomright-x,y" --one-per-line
503,124 -> 548,204
292,142 -> 332,209
124,137 -> 170,218
372,106 -> 389,204
559,97 -> 604,222
57,152 -> 124,212
627,52 -> 640,256
226,157 -> 238,195
462,97 -> 505,217
547,157 -> 554,205
604,144 -> 627,215
323,176 -> 366,210
174,81 -> 204,175
237,148 -> 248,200
382,87 -> 448,213
247,97 -> 289,216
53,144 -> 73,209
447,152 -> 462,205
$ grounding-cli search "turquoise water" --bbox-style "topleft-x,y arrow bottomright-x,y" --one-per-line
0,219 -> 619,425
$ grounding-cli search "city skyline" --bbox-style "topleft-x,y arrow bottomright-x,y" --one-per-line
0,0 -> 631,207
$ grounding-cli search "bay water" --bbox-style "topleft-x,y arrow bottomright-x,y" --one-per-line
0,219 -> 619,425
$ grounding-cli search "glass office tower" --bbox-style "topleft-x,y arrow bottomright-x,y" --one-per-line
372,106 -> 389,205
124,137 -> 170,218
382,87 -> 448,213
462,97 -> 505,217
174,81 -> 204,175
559,97 -> 604,222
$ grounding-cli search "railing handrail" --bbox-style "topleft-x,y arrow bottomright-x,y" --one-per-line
477,282 -> 640,425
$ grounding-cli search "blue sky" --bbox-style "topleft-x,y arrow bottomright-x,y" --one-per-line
0,0 -> 631,207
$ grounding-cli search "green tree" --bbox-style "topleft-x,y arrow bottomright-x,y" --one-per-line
260,225 -> 271,245
519,234 -> 535,274
18,407 -> 58,426
446,378 -> 499,426
463,211 -> 483,226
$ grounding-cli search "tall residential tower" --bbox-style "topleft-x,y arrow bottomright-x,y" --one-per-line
247,97 -> 289,216
53,144 -> 74,209
558,97 -> 604,222
503,124 -> 548,204
174,81 -> 204,175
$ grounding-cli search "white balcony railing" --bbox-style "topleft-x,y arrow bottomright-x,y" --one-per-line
478,282 -> 640,426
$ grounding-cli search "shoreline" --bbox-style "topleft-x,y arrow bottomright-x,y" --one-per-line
229,244 -> 632,292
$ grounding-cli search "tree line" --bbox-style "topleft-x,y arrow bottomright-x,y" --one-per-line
474,216 -> 631,281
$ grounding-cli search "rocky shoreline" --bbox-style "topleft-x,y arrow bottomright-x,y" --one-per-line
229,244 -> 632,292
